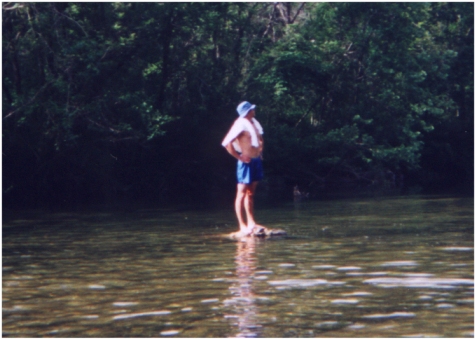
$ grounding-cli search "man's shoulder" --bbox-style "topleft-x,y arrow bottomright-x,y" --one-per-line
230,117 -> 242,125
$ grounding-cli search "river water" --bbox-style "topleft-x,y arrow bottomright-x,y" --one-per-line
3,195 -> 473,337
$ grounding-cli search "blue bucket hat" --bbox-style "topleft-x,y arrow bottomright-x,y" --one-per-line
236,101 -> 256,117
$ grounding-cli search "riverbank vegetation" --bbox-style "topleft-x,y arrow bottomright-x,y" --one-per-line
3,2 -> 473,208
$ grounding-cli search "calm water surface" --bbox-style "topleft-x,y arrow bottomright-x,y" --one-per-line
3,195 -> 473,337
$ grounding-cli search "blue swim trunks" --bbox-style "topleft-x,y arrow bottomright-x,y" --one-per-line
237,157 -> 264,184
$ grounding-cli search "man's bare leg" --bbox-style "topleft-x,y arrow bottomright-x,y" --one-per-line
235,184 -> 249,234
244,182 -> 258,233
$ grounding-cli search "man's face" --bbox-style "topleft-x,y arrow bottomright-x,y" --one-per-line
246,109 -> 255,118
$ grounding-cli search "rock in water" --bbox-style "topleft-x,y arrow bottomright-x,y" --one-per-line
228,226 -> 287,240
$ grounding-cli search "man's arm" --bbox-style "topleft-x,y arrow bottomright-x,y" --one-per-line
225,141 -> 251,163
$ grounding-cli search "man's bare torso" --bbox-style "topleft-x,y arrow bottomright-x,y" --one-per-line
236,122 -> 263,158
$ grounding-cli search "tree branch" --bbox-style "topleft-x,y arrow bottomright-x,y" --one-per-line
3,81 -> 53,119
290,3 -> 305,24
295,98 -> 320,128
51,4 -> 88,37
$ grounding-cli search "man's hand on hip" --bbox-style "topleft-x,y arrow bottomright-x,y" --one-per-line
240,154 -> 251,163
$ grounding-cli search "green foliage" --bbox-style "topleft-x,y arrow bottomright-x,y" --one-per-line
2,2 -> 473,207
249,2 -> 472,191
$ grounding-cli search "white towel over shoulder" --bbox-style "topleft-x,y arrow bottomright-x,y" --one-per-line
221,117 -> 263,153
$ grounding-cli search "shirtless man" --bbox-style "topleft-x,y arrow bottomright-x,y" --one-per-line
222,101 -> 264,236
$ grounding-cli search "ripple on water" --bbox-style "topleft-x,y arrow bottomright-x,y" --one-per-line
342,291 -> 373,297
436,303 -> 455,309
442,247 -> 473,252
362,312 -> 415,320
255,270 -> 273,275
268,279 -> 345,289
380,261 -> 418,267
401,273 -> 434,278
160,330 -> 181,336
331,299 -> 359,304
337,266 -> 362,271
113,311 -> 171,321
254,275 -> 268,280
278,263 -> 296,268
81,315 -> 99,319
348,323 -> 365,330
364,277 -> 474,289
201,298 -> 219,303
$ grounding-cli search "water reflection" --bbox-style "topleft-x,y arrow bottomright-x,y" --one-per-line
225,237 -> 261,338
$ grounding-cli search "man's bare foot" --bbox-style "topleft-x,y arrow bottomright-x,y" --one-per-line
239,226 -> 252,236
249,223 -> 266,232
247,223 -> 256,234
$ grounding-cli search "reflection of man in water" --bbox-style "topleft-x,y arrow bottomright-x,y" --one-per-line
222,101 -> 264,236
226,237 -> 261,337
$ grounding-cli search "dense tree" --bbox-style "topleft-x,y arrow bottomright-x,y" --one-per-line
2,2 -> 473,208
248,3 -> 473,193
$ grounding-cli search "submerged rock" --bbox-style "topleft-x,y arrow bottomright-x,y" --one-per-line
228,226 -> 287,240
